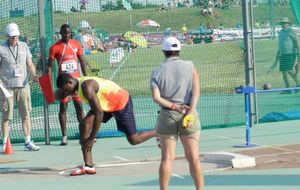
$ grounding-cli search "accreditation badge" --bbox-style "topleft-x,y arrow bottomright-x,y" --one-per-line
13,65 -> 23,77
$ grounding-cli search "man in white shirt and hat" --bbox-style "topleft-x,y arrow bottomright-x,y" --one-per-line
0,23 -> 40,152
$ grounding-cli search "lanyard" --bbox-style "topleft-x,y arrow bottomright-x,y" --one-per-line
7,42 -> 18,64
58,42 -> 77,66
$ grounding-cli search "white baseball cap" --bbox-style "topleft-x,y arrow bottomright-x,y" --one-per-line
79,20 -> 90,29
6,23 -> 20,36
279,17 -> 290,24
162,36 -> 181,51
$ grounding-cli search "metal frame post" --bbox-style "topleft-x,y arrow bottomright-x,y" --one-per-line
38,0 -> 50,145
241,0 -> 255,129
269,0 -> 275,39
245,93 -> 251,145
235,86 -> 259,148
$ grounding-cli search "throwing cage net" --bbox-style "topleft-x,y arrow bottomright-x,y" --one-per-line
0,0 -> 299,143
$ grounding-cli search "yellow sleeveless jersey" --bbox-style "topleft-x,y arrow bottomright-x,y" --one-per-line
77,77 -> 129,112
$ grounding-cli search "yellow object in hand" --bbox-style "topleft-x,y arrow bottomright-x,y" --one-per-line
182,114 -> 196,128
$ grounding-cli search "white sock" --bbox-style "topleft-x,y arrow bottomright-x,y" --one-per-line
25,136 -> 31,144
3,138 -> 7,145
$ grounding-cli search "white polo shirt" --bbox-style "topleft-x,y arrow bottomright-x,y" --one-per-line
0,41 -> 32,88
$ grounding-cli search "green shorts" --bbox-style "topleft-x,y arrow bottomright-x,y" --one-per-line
279,53 -> 296,72
0,86 -> 32,121
156,108 -> 201,136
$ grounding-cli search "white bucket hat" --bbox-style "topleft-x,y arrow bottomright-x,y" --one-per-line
6,23 -> 20,36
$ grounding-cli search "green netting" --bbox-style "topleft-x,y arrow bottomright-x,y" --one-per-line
251,1 -> 300,124
290,0 -> 300,24
0,0 -> 299,144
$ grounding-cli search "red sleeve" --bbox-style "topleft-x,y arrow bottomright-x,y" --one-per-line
76,41 -> 83,56
49,45 -> 56,61
71,39 -> 83,57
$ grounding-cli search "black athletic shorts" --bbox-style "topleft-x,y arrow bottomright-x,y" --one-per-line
102,96 -> 137,135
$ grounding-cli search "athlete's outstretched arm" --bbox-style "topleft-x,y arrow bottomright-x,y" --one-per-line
81,79 -> 103,151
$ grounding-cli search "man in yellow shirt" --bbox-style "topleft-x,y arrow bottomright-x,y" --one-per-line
55,74 -> 157,176
181,24 -> 187,34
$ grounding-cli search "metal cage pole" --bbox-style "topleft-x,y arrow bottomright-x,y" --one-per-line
269,0 -> 276,39
249,0 -> 258,124
234,0 -> 258,148
38,0 -> 50,145
242,0 -> 254,128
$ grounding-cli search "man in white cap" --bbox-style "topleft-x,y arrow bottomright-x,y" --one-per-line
0,23 -> 40,152
150,36 -> 204,190
268,17 -> 300,94
74,20 -> 92,54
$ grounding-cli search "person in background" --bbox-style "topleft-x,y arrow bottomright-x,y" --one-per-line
208,0 -> 214,15
181,24 -> 188,34
159,4 -> 166,13
48,24 -> 89,145
74,20 -> 91,54
80,2 -> 87,11
163,28 -> 172,37
235,22 -> 242,29
150,36 -> 204,190
268,17 -> 300,94
0,23 -> 40,152
181,24 -> 189,40
219,23 -> 224,30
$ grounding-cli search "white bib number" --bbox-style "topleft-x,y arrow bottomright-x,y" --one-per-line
61,61 -> 77,73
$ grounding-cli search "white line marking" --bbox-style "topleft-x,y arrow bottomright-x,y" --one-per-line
260,144 -> 298,152
171,173 -> 185,179
217,135 -> 246,144
255,150 -> 300,158
113,156 -> 129,161
205,167 -> 232,173
109,54 -> 130,80
58,161 -> 159,175
59,168 -> 73,175
97,161 -> 157,168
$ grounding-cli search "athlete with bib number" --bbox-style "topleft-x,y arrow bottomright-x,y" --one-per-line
48,24 -> 89,145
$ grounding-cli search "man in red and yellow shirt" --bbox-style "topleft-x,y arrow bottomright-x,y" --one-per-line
55,74 -> 157,176
48,24 -> 88,145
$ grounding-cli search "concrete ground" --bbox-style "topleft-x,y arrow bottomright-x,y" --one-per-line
1,120 -> 300,190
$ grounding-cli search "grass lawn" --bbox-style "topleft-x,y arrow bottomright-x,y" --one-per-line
84,38 -> 285,95
0,3 -> 295,41
52,5 -> 295,34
